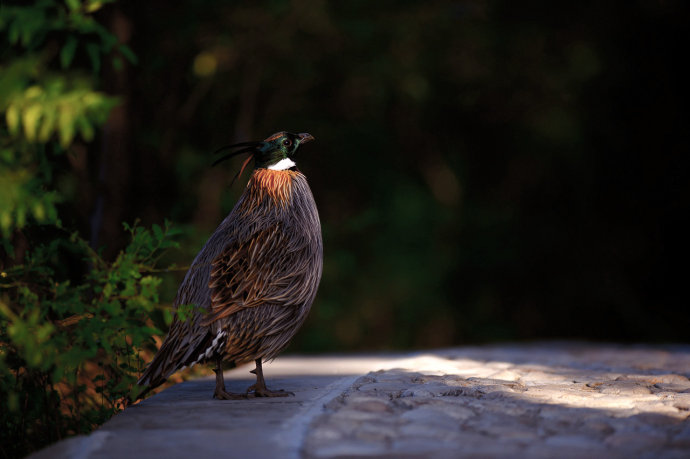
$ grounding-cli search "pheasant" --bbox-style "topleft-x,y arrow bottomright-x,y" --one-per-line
137,131 -> 322,399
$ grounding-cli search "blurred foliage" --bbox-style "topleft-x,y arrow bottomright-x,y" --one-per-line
0,0 -> 128,236
0,222 -> 178,458
0,1 -> 173,457
104,0 -> 686,350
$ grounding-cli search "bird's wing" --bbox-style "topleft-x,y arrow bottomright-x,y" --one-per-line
202,222 -> 313,325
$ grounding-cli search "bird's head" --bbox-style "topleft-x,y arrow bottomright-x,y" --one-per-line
213,131 -> 314,178
254,131 -> 314,170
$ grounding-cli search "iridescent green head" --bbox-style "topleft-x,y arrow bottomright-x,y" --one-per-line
212,131 -> 315,171
254,131 -> 314,170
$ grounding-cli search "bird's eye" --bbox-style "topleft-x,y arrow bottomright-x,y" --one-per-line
282,139 -> 292,147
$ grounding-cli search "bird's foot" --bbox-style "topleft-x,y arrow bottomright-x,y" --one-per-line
245,383 -> 294,398
213,388 -> 247,400
213,367 -> 246,400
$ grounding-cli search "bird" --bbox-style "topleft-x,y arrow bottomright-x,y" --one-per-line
137,131 -> 322,399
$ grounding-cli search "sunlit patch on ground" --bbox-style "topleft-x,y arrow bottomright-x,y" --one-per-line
302,344 -> 690,458
30,344 -> 690,458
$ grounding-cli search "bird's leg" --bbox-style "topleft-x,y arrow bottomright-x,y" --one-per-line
213,358 -> 245,400
246,358 -> 294,397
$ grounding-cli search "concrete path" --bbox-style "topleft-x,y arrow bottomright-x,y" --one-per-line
31,343 -> 690,458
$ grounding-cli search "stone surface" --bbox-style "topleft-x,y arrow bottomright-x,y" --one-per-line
30,343 -> 690,458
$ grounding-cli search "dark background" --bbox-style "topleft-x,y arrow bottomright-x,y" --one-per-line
69,0 -> 689,350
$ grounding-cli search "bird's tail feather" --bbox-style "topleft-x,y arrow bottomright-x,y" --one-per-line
136,328 -> 214,400
136,339 -> 176,395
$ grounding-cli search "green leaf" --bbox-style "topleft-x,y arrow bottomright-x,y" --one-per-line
32,202 -> 46,221
61,36 -> 79,69
22,104 -> 43,141
152,224 -> 162,240
38,107 -> 57,142
6,104 -> 20,135
76,115 -> 95,141
103,300 -> 119,316
36,323 -> 54,341
16,204 -> 26,227
118,44 -> 138,65
65,0 -> 81,11
58,105 -> 76,147
86,1 -> 105,13
25,85 -> 43,98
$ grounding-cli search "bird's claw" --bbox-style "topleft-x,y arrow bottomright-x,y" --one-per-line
213,389 -> 246,400
245,383 -> 294,398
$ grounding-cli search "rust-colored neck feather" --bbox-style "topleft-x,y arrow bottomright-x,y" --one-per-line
246,168 -> 297,206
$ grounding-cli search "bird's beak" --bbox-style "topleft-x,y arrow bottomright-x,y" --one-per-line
298,133 -> 315,144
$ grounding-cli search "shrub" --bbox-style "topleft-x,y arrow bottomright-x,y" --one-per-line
0,222 -> 178,458
0,2 -> 169,457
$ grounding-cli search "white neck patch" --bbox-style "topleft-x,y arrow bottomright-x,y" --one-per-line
267,158 -> 296,171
